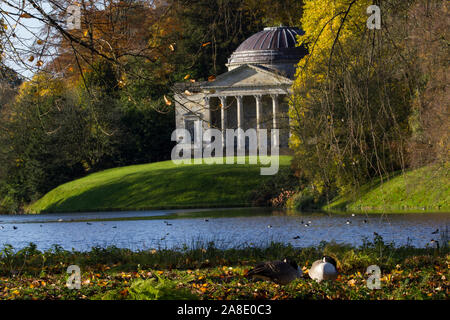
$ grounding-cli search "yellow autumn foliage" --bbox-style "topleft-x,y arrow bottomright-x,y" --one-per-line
290,0 -> 372,150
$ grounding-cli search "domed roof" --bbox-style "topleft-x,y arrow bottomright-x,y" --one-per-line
228,26 -> 307,69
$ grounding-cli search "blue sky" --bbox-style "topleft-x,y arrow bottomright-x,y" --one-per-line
1,1 -> 54,78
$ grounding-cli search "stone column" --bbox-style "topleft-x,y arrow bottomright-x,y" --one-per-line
271,94 -> 279,148
203,96 -> 211,128
236,96 -> 244,152
219,96 -> 227,149
254,95 -> 262,149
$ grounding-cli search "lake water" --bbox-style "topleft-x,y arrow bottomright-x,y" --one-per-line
0,208 -> 448,252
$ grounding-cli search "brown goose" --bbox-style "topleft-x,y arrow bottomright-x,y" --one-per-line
246,259 -> 303,285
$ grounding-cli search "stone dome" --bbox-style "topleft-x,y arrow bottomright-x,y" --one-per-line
227,26 -> 307,77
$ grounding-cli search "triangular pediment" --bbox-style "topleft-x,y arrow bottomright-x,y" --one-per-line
203,64 -> 292,89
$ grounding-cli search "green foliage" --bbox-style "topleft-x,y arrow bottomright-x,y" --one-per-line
285,187 -> 320,211
249,165 -> 299,206
127,276 -> 198,300
0,74 -> 93,212
171,0 -> 260,81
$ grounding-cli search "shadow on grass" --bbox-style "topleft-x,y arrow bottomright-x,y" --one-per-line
37,162 -> 287,213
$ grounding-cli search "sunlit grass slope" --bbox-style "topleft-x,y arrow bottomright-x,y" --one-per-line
28,156 -> 292,213
326,164 -> 450,213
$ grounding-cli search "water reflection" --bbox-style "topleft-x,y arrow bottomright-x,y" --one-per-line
0,208 -> 448,251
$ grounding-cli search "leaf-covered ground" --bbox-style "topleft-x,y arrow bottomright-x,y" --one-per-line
0,240 -> 448,300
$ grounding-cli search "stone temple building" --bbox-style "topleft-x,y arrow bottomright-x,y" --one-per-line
174,26 -> 307,153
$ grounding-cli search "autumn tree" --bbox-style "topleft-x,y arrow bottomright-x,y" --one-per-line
405,0 -> 449,168
290,0 -> 418,195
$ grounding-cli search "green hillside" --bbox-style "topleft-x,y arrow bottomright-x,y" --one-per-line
28,156 -> 292,213
326,164 -> 449,213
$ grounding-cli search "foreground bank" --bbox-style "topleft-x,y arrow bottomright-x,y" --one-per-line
0,239 -> 448,300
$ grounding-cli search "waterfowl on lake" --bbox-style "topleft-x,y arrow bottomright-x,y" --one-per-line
431,229 -> 439,234
363,219 -> 368,224
267,225 -> 273,229
86,222 -> 92,225
13,226 -> 17,230
309,256 -> 338,283
293,236 -> 300,240
346,220 -> 351,225
246,259 -> 302,285
430,239 -> 440,249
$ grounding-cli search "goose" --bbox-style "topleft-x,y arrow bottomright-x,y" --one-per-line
430,239 -> 440,249
246,258 -> 303,285
309,256 -> 338,282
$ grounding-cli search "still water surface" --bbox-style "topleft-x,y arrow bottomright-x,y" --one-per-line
0,208 -> 448,251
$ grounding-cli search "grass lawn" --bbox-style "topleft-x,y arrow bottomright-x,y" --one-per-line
0,240 -> 448,300
325,164 -> 450,213
28,156 -> 292,214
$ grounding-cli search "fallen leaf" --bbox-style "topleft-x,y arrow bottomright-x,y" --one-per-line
164,95 -> 172,106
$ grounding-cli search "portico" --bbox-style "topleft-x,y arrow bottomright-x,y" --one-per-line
174,26 -> 307,153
